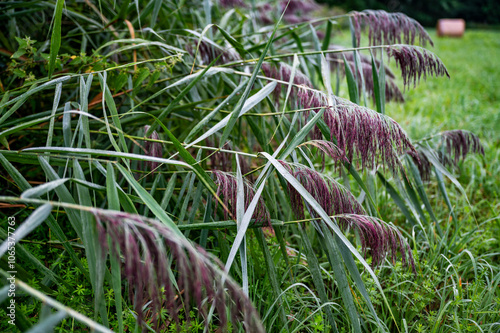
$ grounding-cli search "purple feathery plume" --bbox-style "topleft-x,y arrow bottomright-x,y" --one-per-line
93,210 -> 264,332
441,130 -> 484,164
328,46 -> 397,80
278,160 -> 416,272
388,45 -> 449,89
296,87 -> 331,122
351,10 -> 433,47
188,40 -> 240,65
278,161 -> 365,220
262,62 -> 313,105
212,170 -> 270,223
295,90 -> 415,171
336,214 -> 416,272
319,97 -> 416,171
328,47 -> 404,103
407,130 -> 483,180
357,61 -> 404,103
143,125 -> 163,171
299,140 -> 349,171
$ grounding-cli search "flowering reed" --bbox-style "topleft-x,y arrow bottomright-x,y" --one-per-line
188,40 -> 240,65
441,129 -> 484,164
314,97 -> 416,171
279,161 -> 365,220
143,125 -> 163,171
262,62 -> 313,104
328,47 -> 404,103
299,140 -> 349,171
212,170 -> 270,223
336,214 -> 416,272
278,161 -> 415,271
93,210 -> 264,332
352,10 -> 433,47
388,45 -> 449,89
408,130 -> 484,180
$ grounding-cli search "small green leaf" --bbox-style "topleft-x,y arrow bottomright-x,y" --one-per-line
344,54 -> 359,104
371,53 -> 384,114
48,0 -> 65,79
321,20 -> 333,51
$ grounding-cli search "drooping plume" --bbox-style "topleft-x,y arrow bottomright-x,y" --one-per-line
336,214 -> 416,272
188,40 -> 240,65
143,125 -> 163,171
278,161 -> 365,220
388,45 -> 449,89
93,210 -> 264,332
328,47 -> 404,103
299,140 -> 349,171
407,130 -> 484,180
351,10 -> 433,47
262,62 -> 313,104
441,130 -> 484,164
212,170 -> 270,223
278,161 -> 415,272
320,97 -> 416,171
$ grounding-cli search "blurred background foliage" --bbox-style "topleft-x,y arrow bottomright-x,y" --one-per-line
318,0 -> 500,26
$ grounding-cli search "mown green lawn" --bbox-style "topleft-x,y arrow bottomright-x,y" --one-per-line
391,30 -> 500,222
378,30 -> 500,332
393,30 -> 500,142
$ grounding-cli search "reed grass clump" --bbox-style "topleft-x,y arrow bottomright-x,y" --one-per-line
0,1 -> 495,332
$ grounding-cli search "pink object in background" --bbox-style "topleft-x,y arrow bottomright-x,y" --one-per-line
437,19 -> 466,37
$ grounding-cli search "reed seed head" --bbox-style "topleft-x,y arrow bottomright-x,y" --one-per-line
320,96 -> 416,171
388,45 -> 449,89
279,161 -> 365,220
336,214 -> 416,272
143,125 -> 163,171
441,129 -> 484,164
212,170 -> 270,224
188,40 -> 240,65
93,210 -> 264,332
352,10 -> 433,47
278,161 -> 415,272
